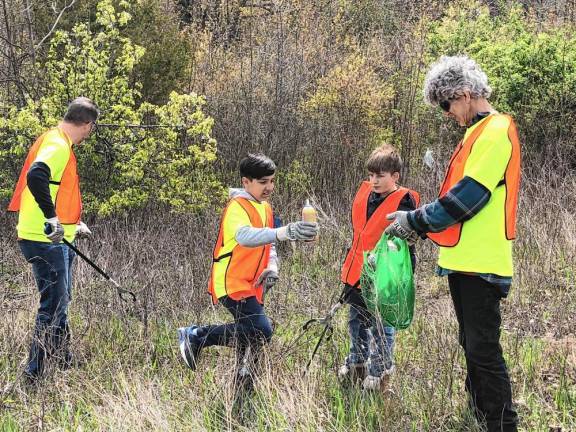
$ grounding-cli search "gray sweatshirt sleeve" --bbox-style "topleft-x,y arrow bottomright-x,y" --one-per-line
235,225 -> 279,272
235,225 -> 278,247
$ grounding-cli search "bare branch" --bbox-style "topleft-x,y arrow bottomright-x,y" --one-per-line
23,0 -> 36,64
0,33 -> 24,50
34,0 -> 77,51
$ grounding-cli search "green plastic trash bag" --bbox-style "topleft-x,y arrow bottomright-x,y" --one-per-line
360,233 -> 415,330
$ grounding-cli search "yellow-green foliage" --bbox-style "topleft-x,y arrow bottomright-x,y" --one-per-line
302,49 -> 394,145
0,0 -> 224,215
0,103 -> 46,197
426,1 -> 576,153
97,92 -> 224,216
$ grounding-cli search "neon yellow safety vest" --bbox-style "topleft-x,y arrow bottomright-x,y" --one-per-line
208,197 -> 273,304
437,114 -> 521,277
11,128 -> 79,243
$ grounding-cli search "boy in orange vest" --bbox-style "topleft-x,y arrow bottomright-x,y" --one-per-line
339,144 -> 419,390
178,154 -> 318,387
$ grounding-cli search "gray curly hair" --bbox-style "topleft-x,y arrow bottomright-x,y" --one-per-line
423,55 -> 492,106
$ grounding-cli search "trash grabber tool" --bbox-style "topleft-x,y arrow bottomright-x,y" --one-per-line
299,283 -> 355,374
44,224 -> 136,302
63,239 -> 136,302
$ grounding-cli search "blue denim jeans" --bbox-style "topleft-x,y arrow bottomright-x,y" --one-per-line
19,240 -> 76,376
345,286 -> 395,377
193,296 -> 273,368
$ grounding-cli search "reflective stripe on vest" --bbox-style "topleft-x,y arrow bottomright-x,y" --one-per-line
427,114 -> 521,247
340,182 -> 420,288
7,129 -> 82,224
208,198 -> 273,304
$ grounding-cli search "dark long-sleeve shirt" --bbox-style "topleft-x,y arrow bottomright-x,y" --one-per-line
407,176 -> 491,234
26,161 -> 56,219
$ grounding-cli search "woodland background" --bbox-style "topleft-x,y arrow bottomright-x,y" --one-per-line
0,0 -> 574,430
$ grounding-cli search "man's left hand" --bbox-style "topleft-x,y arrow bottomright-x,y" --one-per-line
385,211 -> 419,243
76,221 -> 93,239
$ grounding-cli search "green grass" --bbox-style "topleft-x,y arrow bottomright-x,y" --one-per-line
0,226 -> 574,431
0,299 -> 574,431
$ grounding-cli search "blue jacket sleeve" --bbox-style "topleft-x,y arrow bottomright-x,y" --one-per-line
407,176 -> 491,234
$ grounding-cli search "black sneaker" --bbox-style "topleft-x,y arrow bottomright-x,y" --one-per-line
177,326 -> 201,370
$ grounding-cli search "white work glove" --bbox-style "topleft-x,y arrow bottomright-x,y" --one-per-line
75,221 -> 92,239
385,211 -> 419,243
276,221 -> 318,242
45,217 -> 65,243
423,148 -> 435,169
255,269 -> 279,292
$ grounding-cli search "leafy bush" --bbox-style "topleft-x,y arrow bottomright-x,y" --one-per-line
0,0 -> 224,216
426,1 -> 576,162
302,48 -> 394,147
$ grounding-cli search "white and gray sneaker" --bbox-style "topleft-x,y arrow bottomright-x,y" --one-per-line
337,362 -> 367,382
362,365 -> 395,391
177,326 -> 202,370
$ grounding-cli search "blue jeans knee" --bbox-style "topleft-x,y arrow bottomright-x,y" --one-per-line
19,240 -> 75,329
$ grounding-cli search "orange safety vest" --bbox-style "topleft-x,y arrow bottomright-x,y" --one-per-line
341,182 -> 420,288
8,129 -> 82,224
427,114 -> 521,247
208,197 -> 274,304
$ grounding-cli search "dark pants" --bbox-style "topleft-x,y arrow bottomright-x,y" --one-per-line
19,240 -> 76,377
448,273 -> 518,432
197,296 -> 273,366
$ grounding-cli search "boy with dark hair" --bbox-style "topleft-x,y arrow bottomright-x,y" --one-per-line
339,144 -> 419,390
178,153 -> 318,385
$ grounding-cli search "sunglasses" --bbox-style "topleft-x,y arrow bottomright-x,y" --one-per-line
439,99 -> 452,112
439,94 -> 464,112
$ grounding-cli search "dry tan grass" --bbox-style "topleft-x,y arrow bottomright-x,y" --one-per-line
0,166 -> 574,431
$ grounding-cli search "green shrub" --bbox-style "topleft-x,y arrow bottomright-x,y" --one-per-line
426,1 -> 576,159
0,0 -> 224,216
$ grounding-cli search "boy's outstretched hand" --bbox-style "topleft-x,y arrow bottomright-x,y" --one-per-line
276,221 -> 318,242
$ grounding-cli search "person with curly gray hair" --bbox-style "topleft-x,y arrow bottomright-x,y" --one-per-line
386,55 -> 520,432
423,55 -> 493,119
